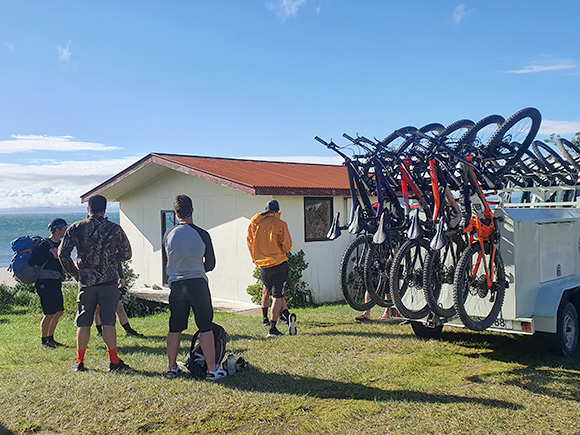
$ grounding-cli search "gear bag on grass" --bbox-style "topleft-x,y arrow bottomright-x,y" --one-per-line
8,235 -> 45,284
185,323 -> 228,378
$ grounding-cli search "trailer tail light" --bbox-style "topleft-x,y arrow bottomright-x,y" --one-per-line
521,322 -> 532,333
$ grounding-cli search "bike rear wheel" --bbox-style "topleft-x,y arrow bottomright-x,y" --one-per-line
532,140 -> 578,186
457,114 -> 505,153
557,138 -> 580,172
364,241 -> 395,308
453,242 -> 506,331
389,238 -> 431,319
484,107 -> 541,164
423,232 -> 467,318
340,235 -> 375,311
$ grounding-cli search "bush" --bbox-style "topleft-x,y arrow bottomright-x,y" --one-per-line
0,284 -> 14,313
246,250 -> 314,308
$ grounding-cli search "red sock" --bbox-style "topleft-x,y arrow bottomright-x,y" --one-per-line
76,349 -> 86,364
107,348 -> 120,365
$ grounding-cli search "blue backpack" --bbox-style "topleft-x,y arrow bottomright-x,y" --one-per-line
8,235 -> 45,284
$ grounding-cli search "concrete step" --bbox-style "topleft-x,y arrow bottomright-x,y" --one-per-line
129,287 -> 260,314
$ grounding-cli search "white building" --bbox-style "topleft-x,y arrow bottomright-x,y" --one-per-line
82,153 -> 354,304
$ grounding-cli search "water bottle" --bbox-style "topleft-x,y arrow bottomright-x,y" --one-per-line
226,354 -> 236,375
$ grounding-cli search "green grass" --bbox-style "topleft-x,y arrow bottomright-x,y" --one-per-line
1,303 -> 580,434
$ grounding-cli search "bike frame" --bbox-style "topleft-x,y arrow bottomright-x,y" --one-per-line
462,154 -> 498,289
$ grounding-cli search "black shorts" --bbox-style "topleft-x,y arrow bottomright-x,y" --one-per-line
168,278 -> 214,333
260,261 -> 288,299
35,279 -> 64,315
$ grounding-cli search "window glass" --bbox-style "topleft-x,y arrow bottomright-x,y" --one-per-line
304,197 -> 333,242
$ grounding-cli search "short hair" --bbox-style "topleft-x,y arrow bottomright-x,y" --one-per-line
174,194 -> 193,218
88,195 -> 107,213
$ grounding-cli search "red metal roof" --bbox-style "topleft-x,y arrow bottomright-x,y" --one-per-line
82,153 -> 350,201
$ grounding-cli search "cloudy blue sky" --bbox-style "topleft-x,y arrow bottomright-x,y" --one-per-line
1,1 -> 579,211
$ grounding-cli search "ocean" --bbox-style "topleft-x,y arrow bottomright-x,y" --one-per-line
0,212 -> 120,268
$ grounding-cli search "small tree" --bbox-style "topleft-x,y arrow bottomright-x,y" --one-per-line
246,250 -> 314,308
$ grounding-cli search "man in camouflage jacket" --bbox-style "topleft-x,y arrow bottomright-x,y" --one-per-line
58,194 -> 132,372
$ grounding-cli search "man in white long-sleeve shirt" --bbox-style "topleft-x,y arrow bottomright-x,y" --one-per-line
163,194 -> 226,380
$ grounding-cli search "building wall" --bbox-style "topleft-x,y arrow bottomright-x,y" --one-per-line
119,170 -> 354,304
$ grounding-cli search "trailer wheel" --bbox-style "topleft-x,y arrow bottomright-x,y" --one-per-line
411,321 -> 443,340
554,301 -> 579,357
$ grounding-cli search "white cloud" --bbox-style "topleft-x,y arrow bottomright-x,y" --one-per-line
0,135 -> 121,153
3,42 -> 14,53
268,0 -> 306,19
0,157 -> 140,209
540,120 -> 580,136
0,154 -> 343,210
453,4 -> 472,24
57,40 -> 73,66
507,59 -> 577,74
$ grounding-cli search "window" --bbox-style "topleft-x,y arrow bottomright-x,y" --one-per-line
161,210 -> 177,285
304,197 -> 333,242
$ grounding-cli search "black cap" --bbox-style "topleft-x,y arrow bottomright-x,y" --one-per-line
266,199 -> 280,212
48,218 -> 67,230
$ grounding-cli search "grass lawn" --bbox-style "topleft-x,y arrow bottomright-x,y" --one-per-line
1,303 -> 579,435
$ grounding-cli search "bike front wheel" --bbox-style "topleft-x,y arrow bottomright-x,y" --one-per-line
389,238 -> 431,319
423,232 -> 466,318
453,242 -> 506,331
340,235 -> 375,311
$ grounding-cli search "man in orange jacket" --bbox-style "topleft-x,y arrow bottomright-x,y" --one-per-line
247,200 -> 297,337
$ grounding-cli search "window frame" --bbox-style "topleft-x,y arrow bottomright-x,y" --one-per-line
303,197 -> 333,242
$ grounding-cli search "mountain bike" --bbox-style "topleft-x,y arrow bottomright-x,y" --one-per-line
452,154 -> 506,331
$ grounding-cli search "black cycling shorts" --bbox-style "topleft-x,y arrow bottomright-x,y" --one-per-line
35,279 -> 64,315
168,278 -> 214,333
260,261 -> 288,299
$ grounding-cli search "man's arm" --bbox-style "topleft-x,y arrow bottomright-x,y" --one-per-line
115,227 -> 132,263
246,223 -> 256,262
279,222 -> 293,254
196,226 -> 216,272
57,231 -> 79,281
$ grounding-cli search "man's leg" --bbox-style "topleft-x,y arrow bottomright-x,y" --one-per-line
102,325 -> 117,353
167,331 -> 182,369
73,286 -> 97,370
271,296 -> 283,323
116,301 -> 128,324
261,285 -> 270,324
40,314 -> 53,340
97,284 -> 126,368
199,330 -> 216,372
47,311 -> 63,336
94,305 -> 103,338
75,326 -> 91,368
116,302 -> 142,336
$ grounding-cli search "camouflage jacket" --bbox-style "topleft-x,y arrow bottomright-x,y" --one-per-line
58,215 -> 132,287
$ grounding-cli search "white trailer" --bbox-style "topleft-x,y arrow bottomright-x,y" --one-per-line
404,186 -> 580,356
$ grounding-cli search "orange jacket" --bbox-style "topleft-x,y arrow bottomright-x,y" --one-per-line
247,212 -> 292,269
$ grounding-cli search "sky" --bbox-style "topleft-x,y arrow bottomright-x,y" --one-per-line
1,1 -> 579,211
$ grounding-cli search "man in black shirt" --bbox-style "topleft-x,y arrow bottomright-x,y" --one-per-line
29,218 -> 68,349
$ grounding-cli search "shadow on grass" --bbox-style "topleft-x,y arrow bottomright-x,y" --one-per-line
222,366 -> 522,408
0,422 -> 14,434
307,330 -> 413,339
0,306 -> 29,316
439,329 -> 580,401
